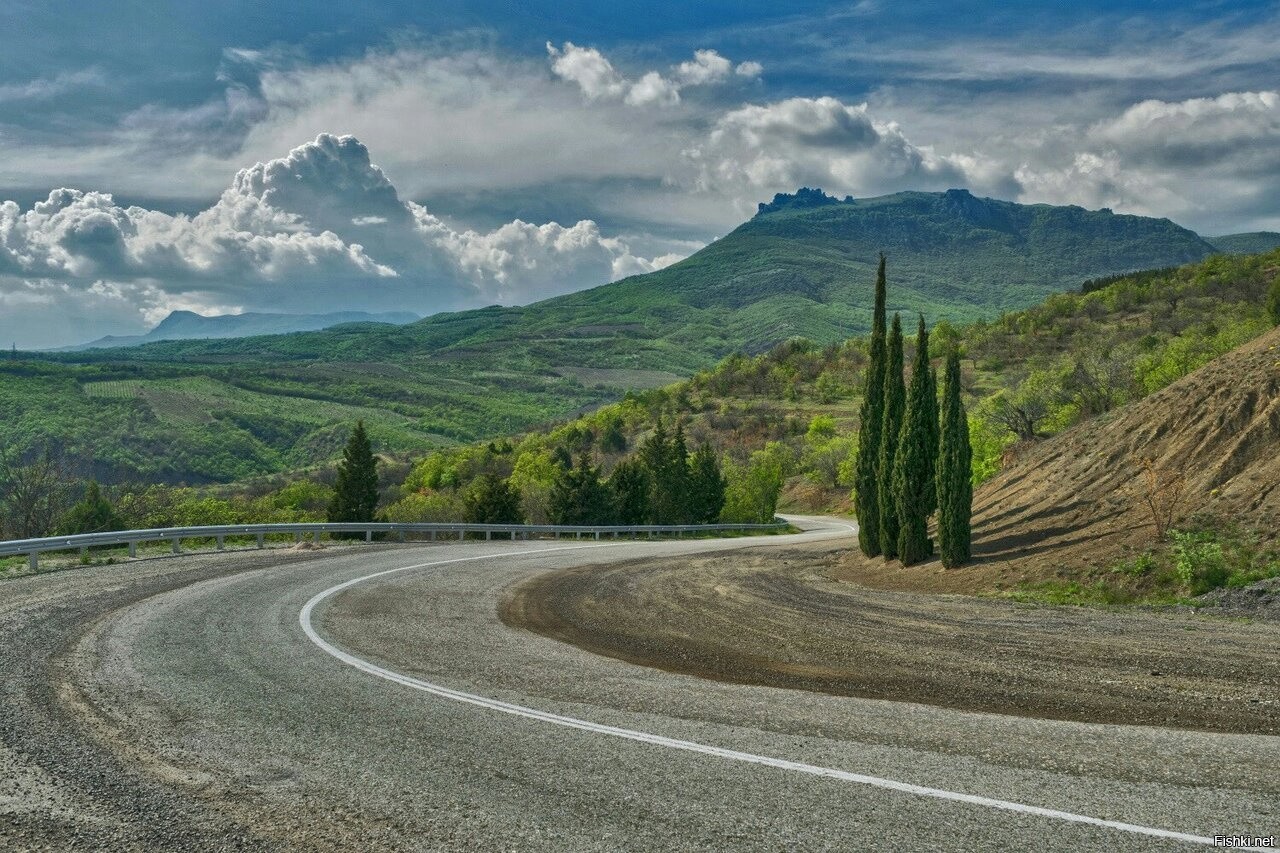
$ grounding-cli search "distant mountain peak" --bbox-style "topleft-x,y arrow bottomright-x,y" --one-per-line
755,187 -> 853,217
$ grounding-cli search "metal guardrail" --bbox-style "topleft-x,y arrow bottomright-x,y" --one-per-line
0,521 -> 789,572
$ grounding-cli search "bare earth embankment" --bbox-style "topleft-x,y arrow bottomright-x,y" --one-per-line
501,535 -> 1280,735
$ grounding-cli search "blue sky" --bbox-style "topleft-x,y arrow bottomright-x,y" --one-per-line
2,1 -> 1278,347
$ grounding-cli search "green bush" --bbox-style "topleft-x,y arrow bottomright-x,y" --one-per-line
1171,530 -> 1230,594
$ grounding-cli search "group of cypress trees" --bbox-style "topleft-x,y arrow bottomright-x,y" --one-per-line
855,257 -> 972,567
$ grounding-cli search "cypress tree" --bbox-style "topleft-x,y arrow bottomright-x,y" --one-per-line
877,313 -> 906,559
923,359 -> 940,516
327,420 -> 379,527
937,350 -> 973,568
855,253 -> 888,556
893,315 -> 934,565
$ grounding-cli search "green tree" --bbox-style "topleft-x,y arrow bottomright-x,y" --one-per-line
508,449 -> 560,524
463,473 -> 524,524
669,421 -> 692,522
938,350 -> 974,568
686,442 -> 727,524
923,360 -> 940,515
550,454 -> 612,525
721,442 -> 788,524
327,421 -> 379,527
639,418 -> 689,523
877,313 -> 906,559
1269,277 -> 1280,326
855,253 -> 888,556
893,315 -> 935,565
599,416 -> 628,453
608,457 -> 650,525
58,481 -> 123,535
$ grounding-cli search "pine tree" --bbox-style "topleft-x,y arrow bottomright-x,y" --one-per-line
893,315 -> 934,565
639,418 -> 672,523
686,442 -> 727,523
877,313 -> 906,559
327,421 -> 379,528
855,253 -> 888,556
639,418 -> 691,523
608,457 -> 650,524
464,473 -> 525,524
937,350 -> 973,568
669,421 -> 691,522
550,453 -> 612,525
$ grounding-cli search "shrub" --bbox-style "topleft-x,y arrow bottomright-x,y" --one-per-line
1171,530 -> 1229,594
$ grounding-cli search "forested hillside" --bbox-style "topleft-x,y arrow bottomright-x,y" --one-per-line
2,190 -> 1227,484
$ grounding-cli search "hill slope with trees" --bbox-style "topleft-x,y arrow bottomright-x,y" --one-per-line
1,190 -> 1225,484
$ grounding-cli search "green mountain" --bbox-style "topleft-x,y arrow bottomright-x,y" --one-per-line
3,189 -> 1225,484
1210,232 -> 1280,255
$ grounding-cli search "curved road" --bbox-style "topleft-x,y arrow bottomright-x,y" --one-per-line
1,517 -> 1276,851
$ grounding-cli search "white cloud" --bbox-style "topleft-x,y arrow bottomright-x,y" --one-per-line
0,68 -> 106,102
545,41 -> 625,100
625,72 -> 681,107
684,96 -> 968,200
1091,90 -> 1280,169
0,134 -> 689,348
675,50 -> 733,86
547,42 -> 759,109
1007,90 -> 1280,227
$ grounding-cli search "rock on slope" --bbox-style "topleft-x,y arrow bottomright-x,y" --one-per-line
970,324 -> 1280,572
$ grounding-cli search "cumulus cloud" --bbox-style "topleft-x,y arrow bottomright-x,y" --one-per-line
683,96 -> 969,200
1008,90 -> 1280,227
0,134 -> 688,348
547,42 -> 757,108
1091,90 -> 1280,170
545,42 -> 625,100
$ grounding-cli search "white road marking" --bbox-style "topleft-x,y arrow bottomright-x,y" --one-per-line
298,539 -> 1247,850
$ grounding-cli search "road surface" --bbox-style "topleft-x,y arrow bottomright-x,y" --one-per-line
1,517 -> 1275,850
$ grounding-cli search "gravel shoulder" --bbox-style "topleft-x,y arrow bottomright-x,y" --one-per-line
501,537 -> 1280,734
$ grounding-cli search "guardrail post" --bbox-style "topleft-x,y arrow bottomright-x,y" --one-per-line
128,541 -> 137,558
365,530 -> 372,543
171,537 -> 181,554
28,552 -> 37,572
485,530 -> 491,541
216,535 -> 225,551
594,531 -> 600,540
256,533 -> 264,549
429,530 -> 435,541
294,531 -> 302,543
399,529 -> 406,543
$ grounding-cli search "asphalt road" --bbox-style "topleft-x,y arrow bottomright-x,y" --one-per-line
2,517 -> 1276,851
